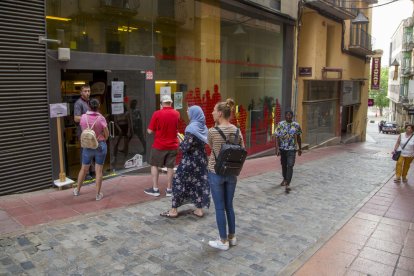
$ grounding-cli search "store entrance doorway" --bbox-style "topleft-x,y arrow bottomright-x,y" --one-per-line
61,70 -> 147,180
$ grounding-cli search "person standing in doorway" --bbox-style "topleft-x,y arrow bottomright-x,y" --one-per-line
73,98 -> 109,201
144,95 -> 180,197
274,110 -> 302,193
74,85 -> 94,180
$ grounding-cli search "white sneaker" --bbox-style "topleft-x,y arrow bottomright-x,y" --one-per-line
228,236 -> 237,246
208,239 -> 229,251
96,193 -> 103,201
73,188 -> 79,196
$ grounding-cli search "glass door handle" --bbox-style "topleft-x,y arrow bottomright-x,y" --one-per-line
109,121 -> 115,138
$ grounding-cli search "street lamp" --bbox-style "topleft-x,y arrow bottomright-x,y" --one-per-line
352,12 -> 369,24
391,59 -> 400,80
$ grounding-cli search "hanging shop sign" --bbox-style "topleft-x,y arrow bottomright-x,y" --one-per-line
371,57 -> 381,90
368,98 -> 374,107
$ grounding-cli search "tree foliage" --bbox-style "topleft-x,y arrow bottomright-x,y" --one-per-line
369,67 -> 389,115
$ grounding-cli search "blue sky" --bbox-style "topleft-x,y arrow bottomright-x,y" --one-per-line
372,0 -> 412,65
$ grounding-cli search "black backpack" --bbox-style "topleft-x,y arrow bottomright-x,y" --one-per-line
213,127 -> 247,176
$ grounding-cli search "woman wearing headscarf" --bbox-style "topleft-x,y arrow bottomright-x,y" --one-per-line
160,105 -> 210,218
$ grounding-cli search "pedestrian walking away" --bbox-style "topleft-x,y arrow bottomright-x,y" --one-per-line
73,98 -> 109,201
392,124 -> 414,183
378,120 -> 385,133
74,85 -> 95,180
160,105 -> 210,218
144,95 -> 180,197
274,110 -> 302,193
207,99 -> 244,251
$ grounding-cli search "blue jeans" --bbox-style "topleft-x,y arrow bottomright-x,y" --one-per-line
82,141 -> 107,165
208,172 -> 237,240
280,149 -> 296,184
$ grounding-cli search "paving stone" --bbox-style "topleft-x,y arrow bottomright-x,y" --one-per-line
17,237 -> 30,247
0,257 -> 13,266
20,261 -> 35,270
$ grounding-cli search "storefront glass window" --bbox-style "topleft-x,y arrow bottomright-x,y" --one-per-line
303,81 -> 339,146
47,0 -> 286,153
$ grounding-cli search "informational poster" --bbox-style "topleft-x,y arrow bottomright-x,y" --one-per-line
174,92 -> 183,109
111,81 -> 124,102
50,103 -> 68,118
160,86 -> 171,98
111,103 -> 124,115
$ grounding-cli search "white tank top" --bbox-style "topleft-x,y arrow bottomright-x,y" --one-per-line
399,133 -> 414,157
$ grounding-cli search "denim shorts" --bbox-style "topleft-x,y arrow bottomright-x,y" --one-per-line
82,141 -> 107,165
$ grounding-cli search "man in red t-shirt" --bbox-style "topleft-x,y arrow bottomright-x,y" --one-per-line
144,95 -> 180,197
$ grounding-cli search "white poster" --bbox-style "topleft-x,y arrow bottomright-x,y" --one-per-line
160,86 -> 171,98
174,92 -> 183,110
111,103 -> 124,115
111,81 -> 124,102
50,103 -> 68,118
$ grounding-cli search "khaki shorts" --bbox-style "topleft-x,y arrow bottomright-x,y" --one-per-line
149,148 -> 177,168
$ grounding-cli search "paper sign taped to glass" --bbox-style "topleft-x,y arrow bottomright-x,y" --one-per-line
124,154 -> 143,168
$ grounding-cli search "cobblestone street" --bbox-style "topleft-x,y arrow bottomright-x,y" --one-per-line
0,122 -> 400,275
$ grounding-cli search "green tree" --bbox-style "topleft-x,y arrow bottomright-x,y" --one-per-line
369,67 -> 389,116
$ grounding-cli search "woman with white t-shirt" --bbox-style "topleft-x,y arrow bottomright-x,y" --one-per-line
392,124 -> 414,183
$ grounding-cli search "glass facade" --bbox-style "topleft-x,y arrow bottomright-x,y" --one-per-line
47,0 -> 286,158
303,81 -> 339,146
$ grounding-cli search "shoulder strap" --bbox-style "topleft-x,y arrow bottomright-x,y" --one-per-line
90,116 -> 100,129
402,134 -> 413,149
214,127 -> 227,141
235,128 -> 240,145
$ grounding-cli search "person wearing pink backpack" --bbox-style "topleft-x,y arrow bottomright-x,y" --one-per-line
73,98 -> 109,201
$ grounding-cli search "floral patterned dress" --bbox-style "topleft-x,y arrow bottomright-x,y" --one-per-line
172,133 -> 210,209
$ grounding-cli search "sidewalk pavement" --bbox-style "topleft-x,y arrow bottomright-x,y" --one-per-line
0,145 -> 344,236
292,169 -> 414,275
0,143 -> 413,275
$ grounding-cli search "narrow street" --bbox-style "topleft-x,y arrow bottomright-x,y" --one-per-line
1,118 -> 409,275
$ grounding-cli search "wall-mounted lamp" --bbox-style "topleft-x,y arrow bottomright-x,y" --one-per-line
352,12 -> 369,24
233,25 -> 246,35
391,59 -> 400,80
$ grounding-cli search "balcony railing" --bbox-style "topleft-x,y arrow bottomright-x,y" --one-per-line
305,0 -> 357,20
349,25 -> 373,56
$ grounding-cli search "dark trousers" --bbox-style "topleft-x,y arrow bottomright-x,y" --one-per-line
280,149 -> 296,184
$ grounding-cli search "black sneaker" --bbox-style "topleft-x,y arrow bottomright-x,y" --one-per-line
144,188 -> 160,196
165,189 -> 172,197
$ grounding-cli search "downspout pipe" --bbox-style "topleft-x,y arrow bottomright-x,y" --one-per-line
293,0 -> 304,117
